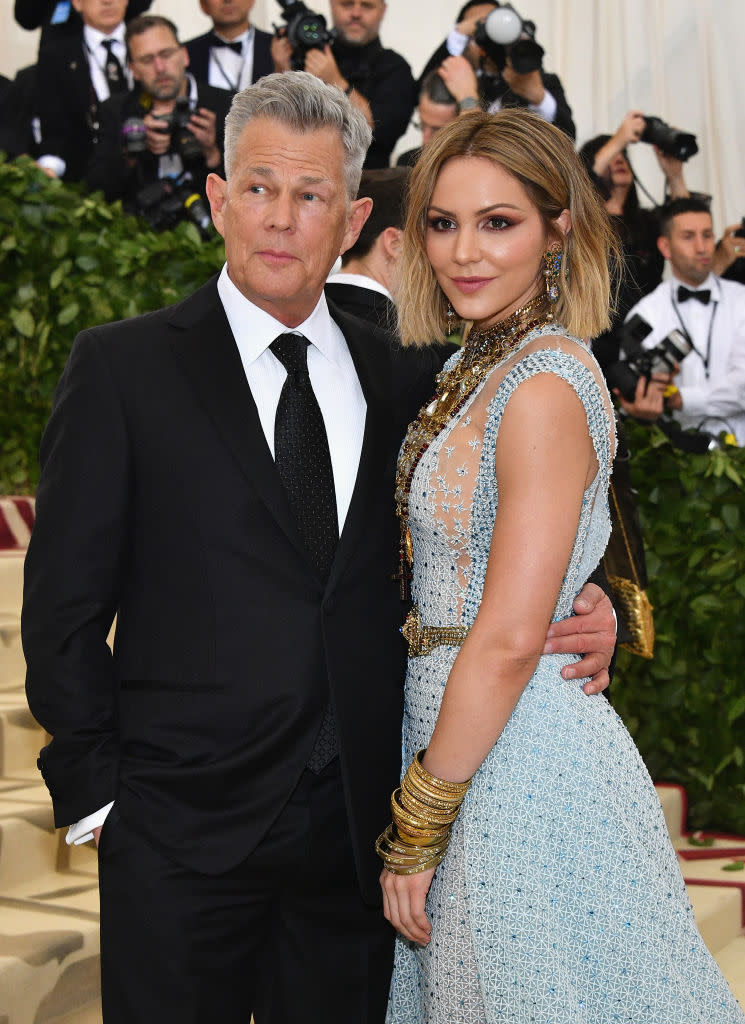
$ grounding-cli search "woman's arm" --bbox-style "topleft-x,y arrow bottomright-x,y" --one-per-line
381,368 -> 599,942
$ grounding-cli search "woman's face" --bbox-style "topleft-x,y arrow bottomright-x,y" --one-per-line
608,151 -> 633,189
425,156 -> 565,330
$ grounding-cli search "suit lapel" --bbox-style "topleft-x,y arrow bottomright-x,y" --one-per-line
325,304 -> 393,593
167,278 -> 310,563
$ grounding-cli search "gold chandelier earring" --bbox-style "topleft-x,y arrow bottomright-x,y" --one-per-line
543,246 -> 564,313
445,299 -> 456,335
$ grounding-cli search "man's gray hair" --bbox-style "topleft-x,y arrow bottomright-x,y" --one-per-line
224,72 -> 372,199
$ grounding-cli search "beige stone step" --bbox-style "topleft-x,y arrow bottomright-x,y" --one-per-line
0,552 -> 25,612
687,882 -> 744,955
715,935 -> 745,1010
0,613 -> 25,693
0,698 -> 45,778
655,782 -> 685,843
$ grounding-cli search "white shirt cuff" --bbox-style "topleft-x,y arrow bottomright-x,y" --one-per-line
528,89 -> 558,123
446,27 -> 470,56
37,154 -> 67,178
66,801 -> 115,845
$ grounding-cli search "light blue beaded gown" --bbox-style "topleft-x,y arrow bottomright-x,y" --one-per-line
386,325 -> 744,1023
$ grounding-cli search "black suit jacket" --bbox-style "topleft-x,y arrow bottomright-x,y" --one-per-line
23,279 -> 440,903
185,27 -> 274,90
87,83 -> 232,204
324,281 -> 398,335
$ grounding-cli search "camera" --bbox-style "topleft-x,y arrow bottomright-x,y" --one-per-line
473,4 -> 544,74
734,217 -> 745,240
606,314 -> 693,402
134,171 -> 212,238
121,116 -> 147,155
641,116 -> 698,162
150,97 -> 203,162
274,0 -> 334,71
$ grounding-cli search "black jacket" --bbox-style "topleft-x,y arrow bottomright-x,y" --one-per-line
23,279 -> 442,902
184,26 -> 274,91
87,82 -> 232,206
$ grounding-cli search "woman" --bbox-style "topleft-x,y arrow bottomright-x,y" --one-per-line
378,109 -> 743,1022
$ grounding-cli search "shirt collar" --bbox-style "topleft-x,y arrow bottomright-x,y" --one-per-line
83,22 -> 126,52
217,264 -> 345,367
327,270 -> 393,301
671,271 -> 720,301
213,27 -> 252,47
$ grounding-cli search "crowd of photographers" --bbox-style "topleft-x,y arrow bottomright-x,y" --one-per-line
3,0 -> 745,447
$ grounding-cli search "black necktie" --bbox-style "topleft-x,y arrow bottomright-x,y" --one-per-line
101,39 -> 127,94
677,286 -> 711,305
208,31 -> 243,55
271,333 -> 339,773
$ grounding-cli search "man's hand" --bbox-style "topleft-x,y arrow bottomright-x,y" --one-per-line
544,582 -> 616,694
189,107 -> 220,168
438,56 -> 479,105
614,373 -> 670,422
713,223 -> 745,277
501,60 -> 545,105
304,45 -> 346,89
93,825 -> 102,847
380,866 -> 435,945
271,33 -> 293,73
144,112 -> 172,156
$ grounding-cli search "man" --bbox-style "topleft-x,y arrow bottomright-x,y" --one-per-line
271,0 -> 416,168
24,72 -> 615,1023
325,167 -> 408,332
35,0 -> 131,182
620,198 -> 745,443
185,0 -> 273,93
14,0 -> 151,53
423,0 -> 575,139
87,15 -> 231,217
396,69 -> 458,168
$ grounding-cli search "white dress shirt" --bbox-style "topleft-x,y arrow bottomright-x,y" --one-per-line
66,265 -> 367,845
326,271 -> 394,302
207,28 -> 255,92
37,21 -> 129,179
625,273 -> 745,444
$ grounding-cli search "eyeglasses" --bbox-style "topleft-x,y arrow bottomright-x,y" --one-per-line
130,46 -> 182,68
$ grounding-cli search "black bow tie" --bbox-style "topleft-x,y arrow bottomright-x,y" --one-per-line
208,32 -> 243,55
677,286 -> 711,305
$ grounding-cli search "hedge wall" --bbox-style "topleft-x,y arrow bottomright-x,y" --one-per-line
1,158 -> 743,834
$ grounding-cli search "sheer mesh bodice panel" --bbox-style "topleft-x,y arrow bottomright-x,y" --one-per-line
408,324 -> 616,631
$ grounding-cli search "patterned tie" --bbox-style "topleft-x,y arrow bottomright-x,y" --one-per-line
271,333 -> 339,772
101,39 -> 127,94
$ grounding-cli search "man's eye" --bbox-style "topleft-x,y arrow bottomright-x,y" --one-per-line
301,192 -> 318,202
248,184 -> 266,194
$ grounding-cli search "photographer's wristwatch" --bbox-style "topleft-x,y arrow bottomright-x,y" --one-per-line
457,96 -> 479,113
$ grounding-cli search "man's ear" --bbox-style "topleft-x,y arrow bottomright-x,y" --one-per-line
658,235 -> 671,261
205,173 -> 227,237
380,226 -> 403,262
340,196 -> 374,256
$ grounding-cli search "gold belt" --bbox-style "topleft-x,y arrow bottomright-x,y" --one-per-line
401,606 -> 469,658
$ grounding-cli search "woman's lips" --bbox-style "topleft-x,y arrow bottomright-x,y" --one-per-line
450,277 -> 493,294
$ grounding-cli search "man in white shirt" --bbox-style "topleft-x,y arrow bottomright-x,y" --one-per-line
185,0 -> 274,93
621,198 -> 745,444
24,72 -> 615,1022
36,0 -> 131,181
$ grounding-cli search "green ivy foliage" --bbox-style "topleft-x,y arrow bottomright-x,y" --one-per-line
1,159 -> 743,835
0,156 -> 224,492
613,420 -> 745,836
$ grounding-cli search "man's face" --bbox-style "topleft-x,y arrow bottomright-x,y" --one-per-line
199,0 -> 254,32
659,212 -> 715,287
72,0 -> 127,33
330,0 -> 386,47
129,26 -> 188,102
206,117 -> 371,327
417,95 -> 457,149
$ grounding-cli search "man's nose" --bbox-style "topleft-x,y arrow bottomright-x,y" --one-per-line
267,193 -> 294,231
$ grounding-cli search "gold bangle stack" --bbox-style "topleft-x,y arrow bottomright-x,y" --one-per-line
376,750 -> 471,875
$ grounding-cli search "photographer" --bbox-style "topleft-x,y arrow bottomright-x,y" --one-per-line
271,0 -> 416,168
88,15 -> 231,228
618,198 -> 745,445
419,1 -> 575,138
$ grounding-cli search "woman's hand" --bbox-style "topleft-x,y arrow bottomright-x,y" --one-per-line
380,866 -> 436,945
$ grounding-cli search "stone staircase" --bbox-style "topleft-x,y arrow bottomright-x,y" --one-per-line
1,531 -> 743,1021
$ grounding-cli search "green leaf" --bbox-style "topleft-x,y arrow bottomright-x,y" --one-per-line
727,697 -> 745,725
2,235 -> 17,251
57,302 -> 80,325
722,861 -> 744,872
11,309 -> 35,337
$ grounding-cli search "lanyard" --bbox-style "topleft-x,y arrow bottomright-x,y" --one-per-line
210,30 -> 253,91
671,292 -> 717,380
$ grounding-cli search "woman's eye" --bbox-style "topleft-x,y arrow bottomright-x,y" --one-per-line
427,216 -> 456,231
485,216 -> 511,230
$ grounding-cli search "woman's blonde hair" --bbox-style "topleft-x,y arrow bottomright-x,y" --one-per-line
397,108 -> 620,346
